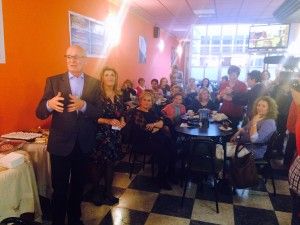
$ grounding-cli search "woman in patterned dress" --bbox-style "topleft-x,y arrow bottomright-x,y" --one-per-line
91,66 -> 125,206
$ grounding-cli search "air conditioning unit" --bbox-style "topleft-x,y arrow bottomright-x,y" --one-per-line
273,0 -> 300,23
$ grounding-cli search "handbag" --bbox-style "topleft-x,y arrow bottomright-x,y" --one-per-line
230,144 -> 258,188
216,142 -> 249,160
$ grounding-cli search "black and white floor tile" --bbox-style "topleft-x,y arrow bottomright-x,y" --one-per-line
41,155 -> 292,225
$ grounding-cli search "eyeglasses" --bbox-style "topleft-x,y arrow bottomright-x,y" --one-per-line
64,55 -> 85,60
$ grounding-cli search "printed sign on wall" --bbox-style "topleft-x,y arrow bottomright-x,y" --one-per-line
138,35 -> 147,64
69,11 -> 107,58
0,0 -> 5,64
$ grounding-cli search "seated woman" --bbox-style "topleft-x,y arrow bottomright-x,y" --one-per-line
161,93 -> 186,125
186,78 -> 198,94
159,77 -> 171,98
199,78 -> 213,93
231,96 -> 278,159
136,77 -> 146,96
126,91 -> 175,190
186,87 -> 218,113
121,79 -> 137,108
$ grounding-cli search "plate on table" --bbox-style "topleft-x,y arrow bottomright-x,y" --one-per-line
1,132 -> 42,141
0,140 -> 26,153
187,121 -> 200,127
212,113 -> 228,122
219,126 -> 232,131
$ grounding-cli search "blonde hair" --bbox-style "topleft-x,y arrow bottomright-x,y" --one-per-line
252,96 -> 278,120
198,88 -> 210,101
99,66 -> 120,97
138,90 -> 155,105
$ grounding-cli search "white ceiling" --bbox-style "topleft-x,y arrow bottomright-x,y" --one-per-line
126,0 -> 286,38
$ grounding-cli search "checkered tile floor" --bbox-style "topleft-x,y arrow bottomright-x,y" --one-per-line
42,155 -> 292,225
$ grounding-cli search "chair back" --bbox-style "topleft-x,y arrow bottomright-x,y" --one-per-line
263,131 -> 279,160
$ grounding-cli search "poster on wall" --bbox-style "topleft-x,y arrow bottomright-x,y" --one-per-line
69,11 -> 107,58
138,35 -> 147,64
0,0 -> 5,64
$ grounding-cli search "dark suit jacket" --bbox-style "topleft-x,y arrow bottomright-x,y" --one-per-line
36,72 -> 101,156
232,82 -> 266,117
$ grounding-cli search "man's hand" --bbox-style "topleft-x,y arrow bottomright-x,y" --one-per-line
120,119 -> 126,129
67,94 -> 85,112
48,92 -> 64,113
146,123 -> 155,131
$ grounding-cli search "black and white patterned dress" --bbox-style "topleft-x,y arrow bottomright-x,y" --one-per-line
94,95 -> 124,162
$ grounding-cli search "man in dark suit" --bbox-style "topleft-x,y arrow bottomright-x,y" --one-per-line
232,70 -> 266,122
36,45 -> 101,225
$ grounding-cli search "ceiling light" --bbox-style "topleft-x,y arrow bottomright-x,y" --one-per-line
193,9 -> 215,17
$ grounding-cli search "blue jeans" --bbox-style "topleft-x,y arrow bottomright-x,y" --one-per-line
290,190 -> 300,225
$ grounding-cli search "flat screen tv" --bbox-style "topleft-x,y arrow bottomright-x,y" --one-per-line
248,24 -> 290,49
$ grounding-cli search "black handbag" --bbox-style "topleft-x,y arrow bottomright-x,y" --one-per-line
230,144 -> 258,188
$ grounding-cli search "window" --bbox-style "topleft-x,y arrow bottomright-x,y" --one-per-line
212,36 -> 221,45
190,24 -> 285,82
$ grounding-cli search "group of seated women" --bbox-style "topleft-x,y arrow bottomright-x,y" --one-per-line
91,66 -> 279,207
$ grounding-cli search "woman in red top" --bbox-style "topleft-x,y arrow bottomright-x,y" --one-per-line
285,101 -> 298,166
217,65 -> 247,128
136,78 -> 146,96
161,93 -> 186,124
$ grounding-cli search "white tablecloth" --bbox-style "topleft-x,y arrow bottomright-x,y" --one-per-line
23,143 -> 52,199
0,151 -> 42,221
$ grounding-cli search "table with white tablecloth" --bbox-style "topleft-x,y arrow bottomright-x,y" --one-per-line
23,143 -> 52,199
0,151 -> 42,222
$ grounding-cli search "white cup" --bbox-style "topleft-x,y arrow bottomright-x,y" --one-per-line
187,110 -> 194,116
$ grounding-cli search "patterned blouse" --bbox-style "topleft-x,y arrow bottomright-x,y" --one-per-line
94,94 -> 124,162
126,108 -> 162,148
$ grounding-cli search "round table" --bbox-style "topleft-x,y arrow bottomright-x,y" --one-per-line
175,122 -> 234,139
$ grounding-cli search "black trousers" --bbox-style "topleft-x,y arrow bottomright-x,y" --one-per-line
50,141 -> 87,225
290,190 -> 300,225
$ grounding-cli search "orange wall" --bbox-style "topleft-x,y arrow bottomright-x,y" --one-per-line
0,0 -> 179,134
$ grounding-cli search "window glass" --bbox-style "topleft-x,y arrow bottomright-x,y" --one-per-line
192,25 -> 206,39
190,24 -> 284,82
191,67 -> 204,80
191,54 -> 201,66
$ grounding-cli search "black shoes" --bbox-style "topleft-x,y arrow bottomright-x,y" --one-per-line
91,193 -> 119,206
158,180 -> 172,190
91,193 -> 103,206
102,195 -> 119,206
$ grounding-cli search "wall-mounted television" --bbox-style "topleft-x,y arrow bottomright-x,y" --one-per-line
248,24 -> 290,49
